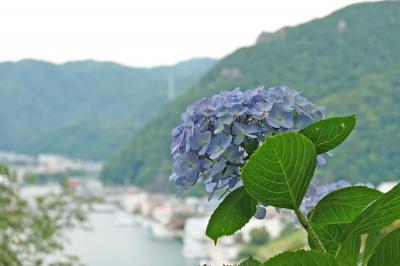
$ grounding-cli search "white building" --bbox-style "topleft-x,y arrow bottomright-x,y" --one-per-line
182,207 -> 285,265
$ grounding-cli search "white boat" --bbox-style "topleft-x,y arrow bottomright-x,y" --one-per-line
91,203 -> 116,213
150,223 -> 174,239
115,211 -> 135,227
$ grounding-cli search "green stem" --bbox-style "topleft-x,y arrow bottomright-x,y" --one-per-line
294,207 -> 326,253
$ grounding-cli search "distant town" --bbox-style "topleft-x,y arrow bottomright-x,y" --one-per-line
0,150 -> 397,265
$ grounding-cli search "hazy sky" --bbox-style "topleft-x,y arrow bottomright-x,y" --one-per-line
0,0 -> 373,67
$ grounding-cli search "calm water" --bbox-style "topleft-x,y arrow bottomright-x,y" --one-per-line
67,212 -> 196,266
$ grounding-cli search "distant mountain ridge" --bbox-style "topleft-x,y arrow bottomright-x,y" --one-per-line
101,1 -> 400,190
0,58 -> 216,159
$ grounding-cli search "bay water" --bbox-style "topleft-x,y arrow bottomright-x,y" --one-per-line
67,212 -> 196,266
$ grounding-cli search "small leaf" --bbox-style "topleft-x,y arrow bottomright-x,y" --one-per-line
335,234 -> 361,266
309,224 -> 343,254
238,256 -> 261,266
362,232 -> 385,266
299,115 -> 356,154
206,187 -> 257,243
243,140 -> 259,157
368,228 -> 400,266
262,250 -> 337,265
309,224 -> 360,266
341,182 -> 400,239
310,186 -> 382,225
241,132 -> 316,209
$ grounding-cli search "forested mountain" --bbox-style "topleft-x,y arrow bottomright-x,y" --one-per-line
102,1 -> 400,190
0,58 -> 216,159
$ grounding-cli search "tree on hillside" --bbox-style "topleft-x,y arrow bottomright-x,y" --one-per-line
0,165 -> 89,266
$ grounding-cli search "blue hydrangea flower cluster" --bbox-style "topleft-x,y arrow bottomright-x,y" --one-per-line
170,86 -> 326,194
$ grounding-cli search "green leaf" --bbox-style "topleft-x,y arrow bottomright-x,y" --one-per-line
368,228 -> 400,266
262,250 -> 337,265
206,187 -> 257,244
238,256 -> 261,266
241,132 -> 316,209
299,115 -> 356,154
335,234 -> 361,266
362,232 -> 385,266
309,224 -> 360,266
243,140 -> 259,157
309,224 -> 343,254
309,186 -> 382,225
342,182 -> 400,239
309,186 -> 383,265
307,187 -> 381,266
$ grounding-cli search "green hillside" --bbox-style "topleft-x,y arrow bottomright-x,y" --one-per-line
102,1 -> 400,190
0,58 -> 215,159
